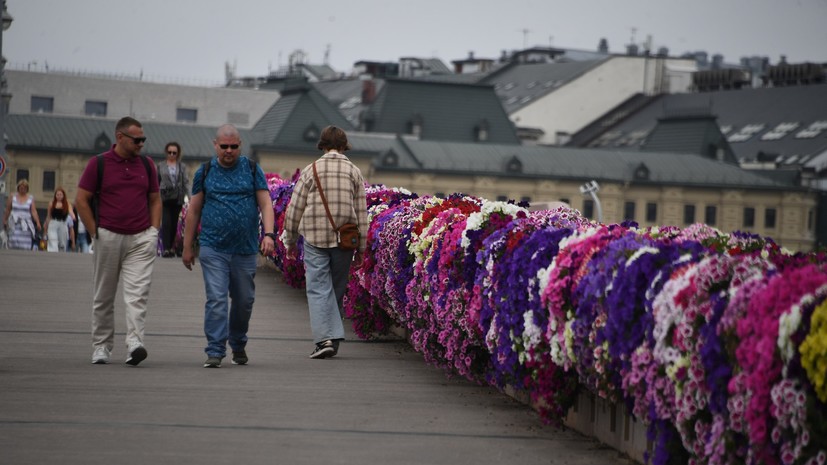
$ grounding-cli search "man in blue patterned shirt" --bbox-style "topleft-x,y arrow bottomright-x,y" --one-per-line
182,124 -> 275,368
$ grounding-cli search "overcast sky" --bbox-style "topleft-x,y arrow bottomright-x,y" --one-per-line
5,0 -> 827,85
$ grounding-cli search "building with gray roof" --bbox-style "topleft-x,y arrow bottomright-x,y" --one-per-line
358,78 -> 520,144
568,83 -> 827,180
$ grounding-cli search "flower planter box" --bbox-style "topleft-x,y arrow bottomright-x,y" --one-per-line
501,388 -> 649,464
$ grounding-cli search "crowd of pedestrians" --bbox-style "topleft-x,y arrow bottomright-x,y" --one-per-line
3,117 -> 367,368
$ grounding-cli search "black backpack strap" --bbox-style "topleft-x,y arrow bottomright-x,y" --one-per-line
93,154 -> 105,234
139,155 -> 152,185
201,160 -> 211,200
249,158 -> 257,187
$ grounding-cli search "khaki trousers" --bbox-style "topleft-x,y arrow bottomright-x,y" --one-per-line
91,227 -> 158,352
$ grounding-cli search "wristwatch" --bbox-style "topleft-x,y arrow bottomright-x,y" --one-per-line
264,232 -> 277,241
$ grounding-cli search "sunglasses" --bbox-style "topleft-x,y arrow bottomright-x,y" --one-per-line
219,144 -> 239,150
167,151 -> 178,155
119,132 -> 147,144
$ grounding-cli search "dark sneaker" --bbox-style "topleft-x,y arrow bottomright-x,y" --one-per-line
309,340 -> 335,359
232,350 -> 248,365
204,356 -> 222,368
125,345 -> 147,366
332,339 -> 341,357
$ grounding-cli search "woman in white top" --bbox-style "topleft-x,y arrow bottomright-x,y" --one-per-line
44,187 -> 76,252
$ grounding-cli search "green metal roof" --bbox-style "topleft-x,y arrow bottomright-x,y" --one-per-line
365,78 -> 520,144
250,82 -> 354,150
7,109 -> 799,193
6,114 -> 235,163
379,138 -> 795,190
640,114 -> 739,164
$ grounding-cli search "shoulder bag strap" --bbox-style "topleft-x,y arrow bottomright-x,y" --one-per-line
313,161 -> 339,233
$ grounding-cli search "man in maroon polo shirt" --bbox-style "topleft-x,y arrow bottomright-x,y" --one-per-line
75,116 -> 162,366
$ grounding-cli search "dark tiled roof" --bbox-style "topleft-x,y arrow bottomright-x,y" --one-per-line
312,79 -> 386,127
480,59 -> 607,113
378,139 -> 794,190
250,82 -> 354,150
640,114 -> 739,164
364,78 -> 520,144
301,64 -> 339,81
6,113 -> 797,192
805,148 -> 827,173
6,114 -> 230,163
400,57 -> 453,75
573,83 -> 827,165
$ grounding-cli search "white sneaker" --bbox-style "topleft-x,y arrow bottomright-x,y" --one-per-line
92,346 -> 111,364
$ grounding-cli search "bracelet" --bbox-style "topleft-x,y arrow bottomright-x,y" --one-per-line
264,232 -> 277,241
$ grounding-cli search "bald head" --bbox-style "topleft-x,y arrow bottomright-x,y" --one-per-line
216,124 -> 240,139
213,124 -> 242,168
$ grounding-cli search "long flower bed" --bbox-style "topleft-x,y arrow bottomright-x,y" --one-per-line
258,180 -> 827,465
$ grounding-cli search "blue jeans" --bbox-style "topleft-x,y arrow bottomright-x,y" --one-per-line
303,243 -> 352,343
199,246 -> 257,358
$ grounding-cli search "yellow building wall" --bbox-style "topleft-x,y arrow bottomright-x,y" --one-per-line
4,147 -> 819,252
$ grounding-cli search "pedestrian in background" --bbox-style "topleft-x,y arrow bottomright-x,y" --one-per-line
75,116 -> 161,366
282,125 -> 368,359
76,210 -> 91,254
182,124 -> 275,368
3,179 -> 41,251
44,187 -> 75,252
157,141 -> 189,257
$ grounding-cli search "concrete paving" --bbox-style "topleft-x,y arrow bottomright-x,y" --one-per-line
0,249 -> 633,465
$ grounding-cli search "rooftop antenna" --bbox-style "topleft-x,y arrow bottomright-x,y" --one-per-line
518,28 -> 531,48
324,43 -> 331,65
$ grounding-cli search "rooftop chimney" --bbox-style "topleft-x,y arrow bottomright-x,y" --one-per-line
362,79 -> 376,105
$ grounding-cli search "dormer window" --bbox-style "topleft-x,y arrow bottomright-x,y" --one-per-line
381,150 -> 399,167
303,124 -> 320,142
475,119 -> 490,142
94,132 -> 111,151
408,114 -> 423,137
633,162 -> 650,181
505,155 -> 522,174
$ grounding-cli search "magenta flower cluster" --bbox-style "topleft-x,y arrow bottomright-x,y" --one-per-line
253,177 -> 827,465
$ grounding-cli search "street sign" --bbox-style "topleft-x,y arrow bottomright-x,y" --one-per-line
0,154 -> 6,178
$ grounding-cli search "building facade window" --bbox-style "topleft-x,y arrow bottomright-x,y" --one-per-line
583,199 -> 594,219
705,205 -> 717,226
176,108 -> 198,123
624,201 -> 636,221
31,96 -> 54,113
16,169 -> 30,184
496,195 -> 508,202
84,100 -> 108,117
646,202 -> 657,222
684,204 -> 696,224
43,171 -> 56,192
520,196 -> 531,203
765,208 -> 777,229
743,207 -> 756,228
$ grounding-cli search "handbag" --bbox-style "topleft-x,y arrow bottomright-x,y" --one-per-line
313,161 -> 359,251
161,165 -> 184,202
